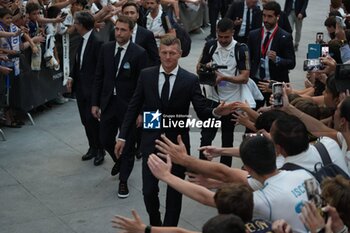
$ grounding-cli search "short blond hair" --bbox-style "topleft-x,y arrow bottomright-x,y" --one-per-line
160,35 -> 182,51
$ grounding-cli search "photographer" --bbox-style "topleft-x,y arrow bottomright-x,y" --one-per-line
197,18 -> 252,167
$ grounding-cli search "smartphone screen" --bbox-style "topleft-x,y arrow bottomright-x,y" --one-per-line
321,45 -> 329,57
272,83 -> 283,107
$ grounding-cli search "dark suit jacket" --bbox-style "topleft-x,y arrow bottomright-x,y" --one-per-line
71,32 -> 102,100
279,11 -> 293,34
119,66 -> 213,155
135,26 -> 160,66
284,0 -> 309,18
225,1 -> 262,39
92,41 -> 148,113
247,27 -> 296,83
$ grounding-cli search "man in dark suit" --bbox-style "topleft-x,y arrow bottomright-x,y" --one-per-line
284,0 -> 309,51
248,1 -> 295,108
121,1 -> 160,66
115,35 -> 235,227
225,0 -> 262,43
67,11 -> 105,166
121,1 -> 160,160
91,16 -> 148,198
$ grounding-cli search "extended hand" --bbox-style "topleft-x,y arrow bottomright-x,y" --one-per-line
198,145 -> 221,160
111,210 -> 146,233
213,101 -> 235,116
155,134 -> 188,165
147,153 -> 172,180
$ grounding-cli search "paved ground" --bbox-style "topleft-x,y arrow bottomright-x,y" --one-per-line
0,1 -> 329,232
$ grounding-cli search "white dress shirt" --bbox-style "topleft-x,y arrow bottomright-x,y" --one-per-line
158,65 -> 178,99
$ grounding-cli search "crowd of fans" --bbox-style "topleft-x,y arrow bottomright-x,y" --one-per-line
1,0 -> 350,232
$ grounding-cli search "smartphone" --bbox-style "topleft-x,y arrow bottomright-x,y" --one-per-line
272,82 -> 283,107
304,178 -> 327,219
61,12 -> 68,17
316,32 -> 324,44
7,51 -> 21,59
242,133 -> 263,140
303,59 -> 324,71
307,43 -> 321,59
321,45 -> 329,57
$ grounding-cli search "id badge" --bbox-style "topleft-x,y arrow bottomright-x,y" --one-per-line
260,58 -> 265,69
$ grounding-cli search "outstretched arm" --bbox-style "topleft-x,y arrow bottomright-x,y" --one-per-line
155,135 -> 249,184
148,154 -> 216,207
112,210 -> 199,233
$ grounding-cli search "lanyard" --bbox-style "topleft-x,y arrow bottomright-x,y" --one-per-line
261,26 -> 278,57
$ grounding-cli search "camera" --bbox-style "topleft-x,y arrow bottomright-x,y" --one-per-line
198,63 -> 228,86
303,59 -> 324,71
272,82 -> 283,107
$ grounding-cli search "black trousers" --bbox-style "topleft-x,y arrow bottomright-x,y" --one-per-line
199,99 -> 235,167
207,0 -> 228,37
142,134 -> 190,227
76,95 -> 102,150
99,96 -> 135,182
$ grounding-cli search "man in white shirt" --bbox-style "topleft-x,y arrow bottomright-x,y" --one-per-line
197,18 -> 253,167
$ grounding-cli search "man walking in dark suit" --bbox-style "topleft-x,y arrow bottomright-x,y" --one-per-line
122,1 -> 160,66
91,16 -> 148,198
67,11 -> 105,166
115,35 -> 235,227
284,0 -> 309,51
248,1 -> 295,109
225,0 -> 262,43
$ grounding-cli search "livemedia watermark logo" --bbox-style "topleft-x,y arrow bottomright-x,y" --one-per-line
143,110 -> 221,130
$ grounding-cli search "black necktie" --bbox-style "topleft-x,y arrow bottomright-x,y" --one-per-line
114,47 -> 123,73
161,72 -> 171,109
245,8 -> 251,37
260,32 -> 271,79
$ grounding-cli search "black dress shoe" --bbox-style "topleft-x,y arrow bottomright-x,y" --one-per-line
82,148 -> 97,161
93,149 -> 105,166
111,159 -> 121,176
117,181 -> 129,198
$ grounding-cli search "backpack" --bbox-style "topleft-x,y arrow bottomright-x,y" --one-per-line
281,142 -> 350,183
161,10 -> 191,57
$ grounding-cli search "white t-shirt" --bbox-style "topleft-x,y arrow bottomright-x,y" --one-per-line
146,7 -> 165,46
283,137 -> 350,175
337,132 -> 350,170
205,40 -> 242,103
253,170 -> 314,233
